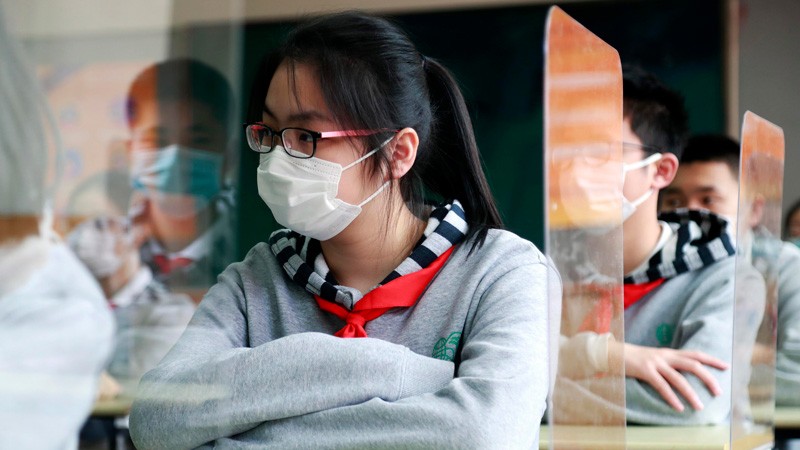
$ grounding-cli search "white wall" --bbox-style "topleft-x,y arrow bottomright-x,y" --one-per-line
739,0 -> 800,218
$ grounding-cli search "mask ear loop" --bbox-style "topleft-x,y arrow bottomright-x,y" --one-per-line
621,152 -> 663,205
628,188 -> 654,209
623,152 -> 663,174
36,57 -> 63,243
357,181 -> 390,207
342,136 -> 395,171
2,7 -> 63,242
621,153 -> 662,221
344,136 -> 395,207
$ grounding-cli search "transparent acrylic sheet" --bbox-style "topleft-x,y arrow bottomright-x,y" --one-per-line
544,6 -> 625,449
4,0 -> 244,406
731,111 -> 784,449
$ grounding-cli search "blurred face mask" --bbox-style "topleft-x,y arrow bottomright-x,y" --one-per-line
257,143 -> 389,241
622,153 -> 662,221
129,145 -> 223,217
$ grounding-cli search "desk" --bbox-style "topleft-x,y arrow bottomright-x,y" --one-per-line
775,406 -> 800,443
775,406 -> 800,429
539,425 -> 774,450
91,396 -> 134,417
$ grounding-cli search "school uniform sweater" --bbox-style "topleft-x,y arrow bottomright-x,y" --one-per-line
776,241 -> 800,406
554,210 -> 745,425
129,223 -> 558,449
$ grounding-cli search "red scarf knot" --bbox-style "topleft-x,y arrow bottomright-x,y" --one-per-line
315,246 -> 454,338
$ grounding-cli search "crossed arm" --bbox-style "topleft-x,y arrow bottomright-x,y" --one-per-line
130,259 -> 554,449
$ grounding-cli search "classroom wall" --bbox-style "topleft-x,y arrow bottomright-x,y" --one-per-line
739,0 -> 800,222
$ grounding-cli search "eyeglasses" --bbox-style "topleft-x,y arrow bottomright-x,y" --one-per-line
244,123 -> 397,159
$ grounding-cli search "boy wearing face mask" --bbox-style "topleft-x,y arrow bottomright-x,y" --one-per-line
662,135 -> 800,407
65,59 -> 234,447
613,67 -> 737,424
125,59 -> 237,302
555,67 -> 736,425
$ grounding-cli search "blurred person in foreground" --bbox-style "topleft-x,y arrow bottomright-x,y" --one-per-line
0,3 -> 114,449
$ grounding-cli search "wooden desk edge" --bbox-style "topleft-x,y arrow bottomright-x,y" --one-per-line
91,396 -> 134,417
775,406 -> 800,428
539,424 -> 772,450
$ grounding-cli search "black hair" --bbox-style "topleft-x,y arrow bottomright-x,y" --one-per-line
126,58 -> 235,138
680,134 -> 740,178
785,198 -> 800,239
248,11 -> 503,247
622,65 -> 689,158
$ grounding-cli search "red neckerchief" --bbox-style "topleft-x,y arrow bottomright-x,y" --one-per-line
152,254 -> 194,276
576,285 -> 616,334
623,278 -> 665,309
576,279 -> 665,335
314,246 -> 454,338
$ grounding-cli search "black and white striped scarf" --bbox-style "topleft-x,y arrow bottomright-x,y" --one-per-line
269,200 -> 469,309
625,208 -> 736,284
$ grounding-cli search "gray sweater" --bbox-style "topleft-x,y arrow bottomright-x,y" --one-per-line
129,229 -> 558,449
553,210 -> 751,426
553,257 -> 739,425
776,241 -> 800,405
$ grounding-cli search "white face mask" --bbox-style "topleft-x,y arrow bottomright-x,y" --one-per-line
257,144 -> 389,241
622,153 -> 662,221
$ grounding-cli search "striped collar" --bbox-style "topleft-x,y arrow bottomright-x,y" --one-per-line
269,200 -> 469,310
625,208 -> 735,284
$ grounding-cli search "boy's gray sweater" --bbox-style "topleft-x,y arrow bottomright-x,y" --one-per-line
129,229 -> 558,449
554,212 -> 747,426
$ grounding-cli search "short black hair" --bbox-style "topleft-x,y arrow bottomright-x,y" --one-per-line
126,58 -> 234,136
623,65 -> 689,158
786,198 -> 800,239
680,134 -> 739,178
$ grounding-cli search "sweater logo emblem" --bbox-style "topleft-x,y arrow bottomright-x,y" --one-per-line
656,323 -> 674,346
432,332 -> 461,361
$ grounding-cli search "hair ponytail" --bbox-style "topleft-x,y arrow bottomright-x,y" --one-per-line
419,57 -> 503,247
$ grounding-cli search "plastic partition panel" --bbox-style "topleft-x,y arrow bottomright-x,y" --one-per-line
544,6 -> 625,450
5,0 -> 245,413
731,111 -> 784,449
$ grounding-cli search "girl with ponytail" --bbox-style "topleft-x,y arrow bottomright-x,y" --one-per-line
131,11 -> 555,449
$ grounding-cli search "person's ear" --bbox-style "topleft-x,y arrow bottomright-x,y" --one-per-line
388,127 -> 419,180
748,195 -> 766,228
652,153 -> 679,189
